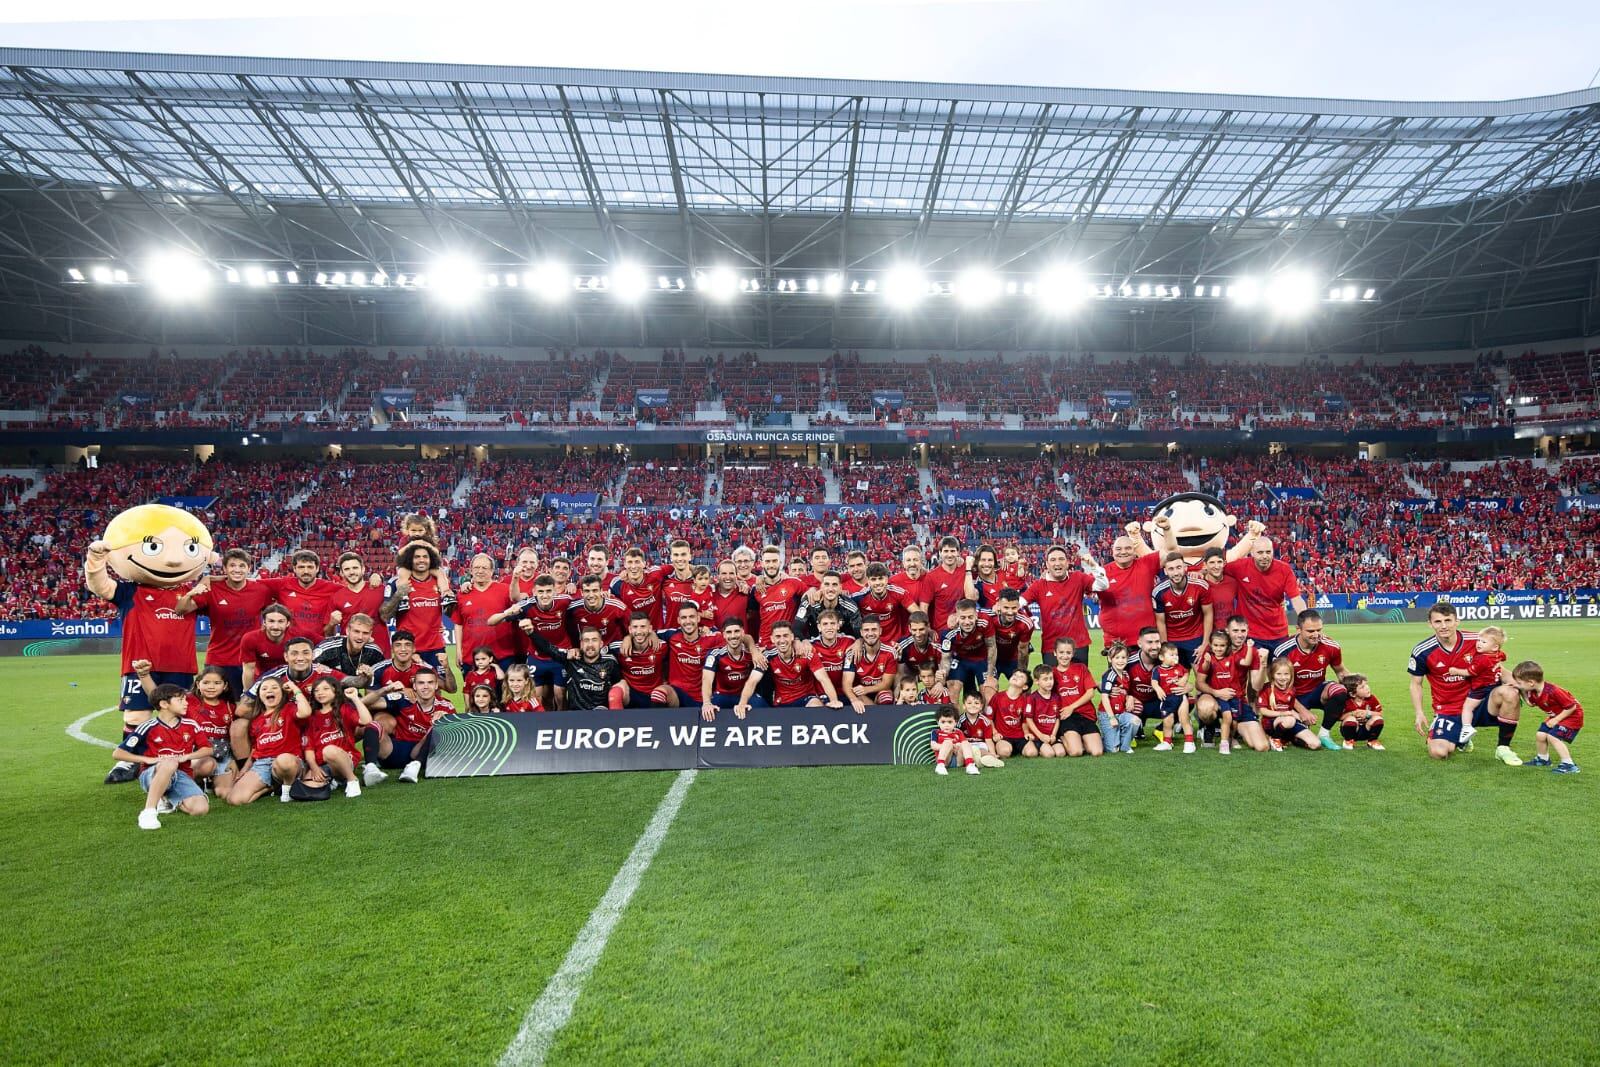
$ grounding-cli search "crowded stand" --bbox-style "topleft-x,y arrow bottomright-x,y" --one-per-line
717,459 -> 826,505
837,459 -> 924,506
713,353 -> 825,423
1057,455 -> 1191,502
619,461 -> 707,506
930,455 -> 1061,505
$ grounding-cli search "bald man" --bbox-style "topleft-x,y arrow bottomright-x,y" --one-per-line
1223,537 -> 1307,647
1096,528 -> 1163,648
451,552 -> 518,671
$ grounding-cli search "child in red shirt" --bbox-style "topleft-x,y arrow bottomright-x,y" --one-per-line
1339,675 -> 1386,750
930,706 -> 980,776
1513,660 -> 1584,773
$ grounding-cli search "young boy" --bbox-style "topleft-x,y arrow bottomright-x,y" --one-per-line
958,691 -> 1004,768
1023,664 -> 1064,759
112,683 -> 212,830
1151,642 -> 1195,753
1512,661 -> 1583,773
1339,674 -> 1386,750
894,678 -> 923,705
930,705 -> 981,776
987,668 -> 1032,760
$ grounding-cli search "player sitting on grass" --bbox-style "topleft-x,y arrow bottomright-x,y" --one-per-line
1023,664 -> 1064,758
501,664 -> 545,712
1512,661 -> 1583,774
113,683 -> 212,831
987,668 -> 1032,760
302,676 -> 376,798
1151,642 -> 1195,753
958,691 -> 1004,768
1338,675 -> 1385,750
1261,658 -> 1319,751
361,667 -> 450,785
1097,642 -> 1138,754
930,705 -> 980,776
226,675 -> 312,805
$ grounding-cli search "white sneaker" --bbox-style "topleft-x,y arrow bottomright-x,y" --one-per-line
979,753 -> 1005,768
137,809 -> 161,831
1218,740 -> 1231,755
1341,740 -> 1355,750
280,784 -> 292,803
934,763 -> 949,776
965,762 -> 980,775
154,797 -> 175,815
362,763 -> 386,787
1153,741 -> 1173,752
399,760 -> 422,783
344,778 -> 361,799
1182,741 -> 1196,754
1459,723 -> 1478,748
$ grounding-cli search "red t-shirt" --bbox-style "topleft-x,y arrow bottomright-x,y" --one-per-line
1466,647 -> 1507,690
122,715 -> 206,761
1203,573 -> 1241,627
924,564 -> 967,628
463,666 -> 500,692
304,703 -> 366,760
1260,684 -> 1298,716
941,615 -> 994,662
263,575 -> 340,643
191,579 -> 274,668
1025,693 -> 1060,736
1155,663 -> 1190,697
990,612 -> 1035,668
611,640 -> 669,689
890,571 -> 933,611
111,579 -> 198,676
239,629 -> 287,679
1053,661 -> 1096,718
329,580 -> 389,655
1223,558 -> 1301,641
394,699 -> 448,743
844,644 -> 898,694
610,570 -> 665,628
657,570 -> 700,629
709,588 -> 754,632
1096,555 -> 1161,646
664,628 -> 721,692
988,690 -> 1029,738
753,576 -> 808,645
854,586 -> 914,644
184,693 -> 234,746
1024,572 -> 1095,650
1198,650 -> 1245,697
248,708 -> 303,759
960,712 -> 997,742
566,598 -> 630,646
806,636 -> 851,695
511,594 -> 574,653
503,697 -> 545,713
386,575 -> 451,651
763,651 -> 820,705
453,581 -> 517,661
1345,693 -> 1384,719
704,645 -> 756,697
1527,682 -> 1584,729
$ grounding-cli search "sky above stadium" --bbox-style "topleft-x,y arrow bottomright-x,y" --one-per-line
3,1 -> 1597,103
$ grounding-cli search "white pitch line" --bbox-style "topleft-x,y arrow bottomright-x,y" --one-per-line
66,706 -> 119,750
499,767 -> 698,1067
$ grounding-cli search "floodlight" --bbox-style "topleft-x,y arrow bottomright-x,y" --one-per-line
427,254 -> 484,306
822,274 -> 842,295
1036,267 -> 1086,312
701,267 -> 739,301
90,266 -> 113,284
242,265 -> 267,287
609,261 -> 649,302
224,268 -> 241,285
863,279 -> 878,293
352,271 -> 368,287
882,266 -> 925,308
1264,270 -> 1317,316
145,251 -> 212,302
66,267 -> 84,282
525,261 -> 569,301
315,272 -> 328,285
1363,287 -> 1376,300
330,272 -> 347,287
287,271 -> 300,285
1341,285 -> 1357,302
1137,283 -> 1152,298
955,268 -> 1003,308
266,271 -> 281,285
1229,277 -> 1262,308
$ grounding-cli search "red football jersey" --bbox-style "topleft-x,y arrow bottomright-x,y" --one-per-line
989,611 -> 1035,668
248,708 -> 304,759
1198,650 -> 1244,697
111,579 -> 198,676
1224,558 -> 1301,641
1526,682 -> 1583,728
503,697 -> 545,713
960,712 -> 997,743
122,715 -> 205,761
657,570 -> 700,629
263,574 -> 340,643
664,628 -> 722,692
763,651 -> 820,705
566,598 -> 630,646
1054,661 -> 1097,717
752,576 -> 808,645
184,694 -> 234,745
806,635 -> 851,694
1153,577 -> 1211,643
1345,693 -> 1384,718
463,666 -> 500,692
1096,554 -> 1160,647
708,587 -> 754,632
1126,653 -> 1160,702
239,629 -> 288,679
890,570 -> 933,611
304,703 -> 365,760
511,594 -> 575,653
611,640 -> 669,689
610,570 -> 665,628
453,582 -> 517,661
895,635 -> 943,673
988,690 -> 1029,738
394,698 -> 448,743
329,580 -> 389,655
844,644 -> 899,693
386,575 -> 451,651
1025,693 -> 1060,735
704,645 -> 756,697
1271,636 -> 1344,697
940,615 -> 994,662
1024,573 -> 1096,650
924,564 -> 967,628
1466,647 -> 1507,690
854,586 -> 913,644
190,579 -> 274,668
1260,683 -> 1298,715
932,725 -> 966,746
1155,663 -> 1190,697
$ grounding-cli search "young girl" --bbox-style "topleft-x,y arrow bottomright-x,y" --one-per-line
1053,640 -> 1101,756
1097,643 -> 1138,753
1261,658 -> 1319,751
467,683 -> 503,714
1023,664 -> 1063,758
1339,675 -> 1385,750
1151,642 -> 1195,754
893,678 -> 922,705
302,676 -> 373,798
134,661 -> 235,793
463,647 -> 505,697
226,676 -> 312,805
502,664 -> 545,712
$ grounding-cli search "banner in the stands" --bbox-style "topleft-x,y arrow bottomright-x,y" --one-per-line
1447,496 -> 1523,513
118,393 -> 154,406
1103,389 -> 1134,410
543,492 -> 600,514
635,388 -> 670,407
1461,392 -> 1494,407
155,495 -> 220,510
1389,497 -> 1437,512
704,429 -> 840,444
942,489 -> 995,508
1559,495 -> 1600,512
1267,487 -> 1319,500
1321,394 -> 1346,410
423,704 -> 945,777
871,390 -> 905,409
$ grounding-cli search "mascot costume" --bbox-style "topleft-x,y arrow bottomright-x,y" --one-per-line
1128,491 -> 1264,566
83,504 -> 214,783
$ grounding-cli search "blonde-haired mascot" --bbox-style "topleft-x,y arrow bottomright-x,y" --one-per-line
83,504 -> 214,783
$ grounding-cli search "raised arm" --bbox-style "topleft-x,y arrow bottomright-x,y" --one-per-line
82,541 -> 117,601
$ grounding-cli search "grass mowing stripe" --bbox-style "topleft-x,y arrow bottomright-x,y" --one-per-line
500,768 -> 699,1067
64,706 -> 117,750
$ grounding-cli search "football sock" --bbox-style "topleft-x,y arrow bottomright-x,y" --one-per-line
363,725 -> 383,765
1367,719 -> 1384,739
1340,721 -> 1359,741
1498,720 -> 1517,747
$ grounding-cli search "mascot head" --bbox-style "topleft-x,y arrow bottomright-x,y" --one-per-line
102,503 -> 213,587
1145,492 -> 1237,565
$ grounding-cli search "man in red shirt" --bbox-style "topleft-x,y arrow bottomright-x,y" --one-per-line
610,546 -> 665,628
842,615 -> 898,712
1223,537 -> 1306,647
989,589 -> 1036,677
894,612 -> 944,687
925,537 -> 968,628
1023,544 -> 1108,667
935,600 -> 998,704
662,603 -> 725,708
1411,602 -> 1520,764
1096,531 -> 1162,649
381,541 -> 456,670
178,548 -> 273,698
451,553 -> 517,671
565,575 -> 630,646
240,604 -> 292,691
840,551 -> 869,596
752,544 -> 808,645
611,612 -> 677,707
329,552 -> 389,656
710,560 -> 755,634
263,550 -> 341,643
854,563 -> 914,644
584,546 -> 614,590
890,544 -> 932,615
1152,552 -> 1212,667
658,541 -> 702,627
1271,609 -> 1353,751
1199,547 -> 1240,627
757,619 -> 832,708
701,619 -> 767,720
495,575 -> 574,708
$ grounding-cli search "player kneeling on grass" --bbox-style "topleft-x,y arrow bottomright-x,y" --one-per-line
302,676 -> 378,798
958,691 -> 1005,768
1338,675 -> 1385,750
1512,661 -> 1584,774
113,684 -> 212,831
987,669 -> 1032,760
1023,665 -> 1064,758
1097,643 -> 1139,754
226,676 -> 312,805
1260,659 -> 1319,751
361,668 -> 451,786
931,705 -> 980,776
1152,642 -> 1196,753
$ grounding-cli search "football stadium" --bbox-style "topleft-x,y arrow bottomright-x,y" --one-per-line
2,26 -> 1599,1066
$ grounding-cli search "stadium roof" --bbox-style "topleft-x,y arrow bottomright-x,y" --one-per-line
2,49 -> 1600,353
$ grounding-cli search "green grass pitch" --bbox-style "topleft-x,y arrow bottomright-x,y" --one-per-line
4,620 -> 1598,1065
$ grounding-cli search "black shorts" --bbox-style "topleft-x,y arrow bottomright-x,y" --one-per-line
998,735 -> 1026,750
1059,717 -> 1099,737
